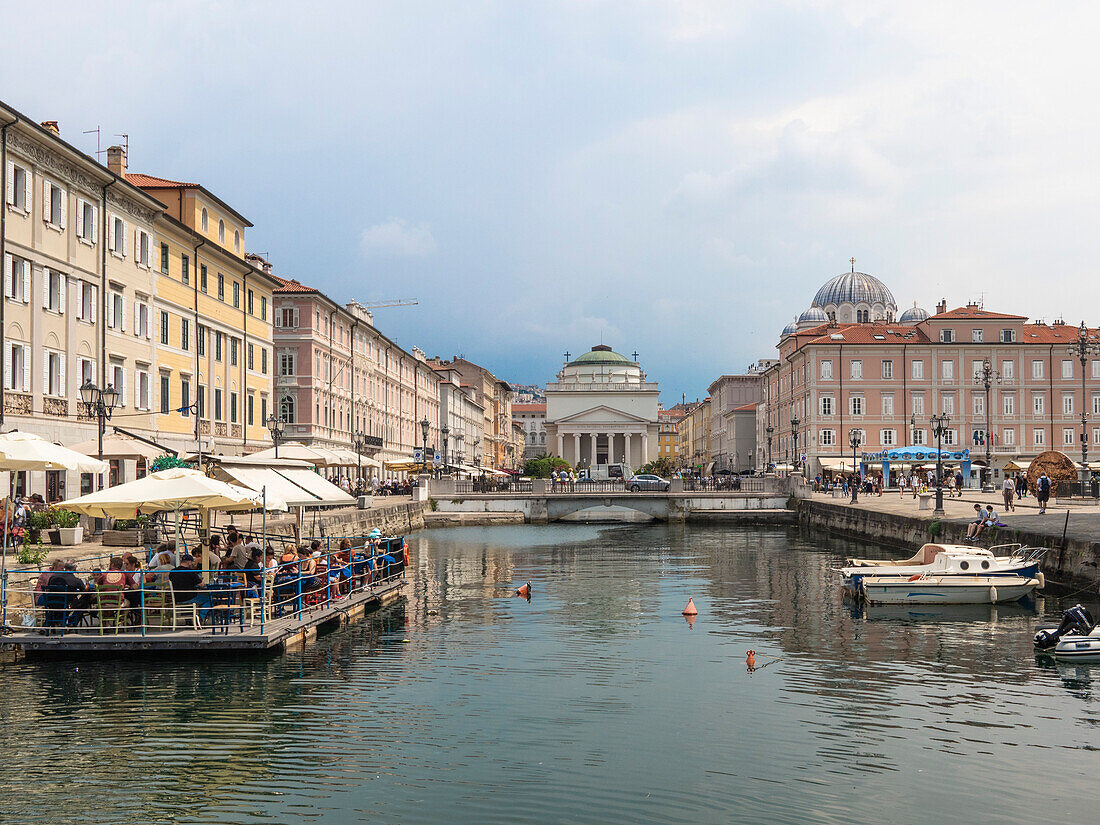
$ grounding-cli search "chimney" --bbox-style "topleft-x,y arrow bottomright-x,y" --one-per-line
936,299 -> 947,315
40,121 -> 59,135
106,145 -> 126,176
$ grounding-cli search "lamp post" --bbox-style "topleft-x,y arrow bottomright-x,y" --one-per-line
79,380 -> 120,490
848,428 -> 862,503
765,424 -> 774,472
265,413 -> 284,458
973,358 -> 1001,492
353,430 -> 366,491
441,425 -> 450,476
1069,321 -> 1099,495
790,416 -> 801,475
420,416 -> 430,477
930,412 -> 951,516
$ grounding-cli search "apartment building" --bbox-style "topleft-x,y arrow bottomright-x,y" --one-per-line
513,402 -> 546,461
427,356 -> 513,469
432,361 -> 485,469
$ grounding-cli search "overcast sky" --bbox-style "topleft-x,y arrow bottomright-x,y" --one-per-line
3,1 -> 1099,403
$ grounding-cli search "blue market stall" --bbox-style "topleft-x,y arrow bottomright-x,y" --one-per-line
861,447 -> 971,487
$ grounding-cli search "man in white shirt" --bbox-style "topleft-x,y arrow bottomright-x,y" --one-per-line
1002,476 -> 1016,511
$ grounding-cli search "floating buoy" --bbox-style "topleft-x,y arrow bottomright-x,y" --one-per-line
1037,572 -> 1045,590
682,598 -> 698,616
746,649 -> 756,670
515,582 -> 531,598
989,585 -> 998,603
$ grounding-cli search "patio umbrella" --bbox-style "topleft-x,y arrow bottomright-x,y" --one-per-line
248,442 -> 342,467
69,432 -> 169,463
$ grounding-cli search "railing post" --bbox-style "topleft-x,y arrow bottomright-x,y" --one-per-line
140,573 -> 146,637
296,562 -> 303,618
260,562 -> 266,634
1,569 -> 6,633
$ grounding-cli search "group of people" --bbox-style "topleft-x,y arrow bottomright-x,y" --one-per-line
333,476 -> 416,498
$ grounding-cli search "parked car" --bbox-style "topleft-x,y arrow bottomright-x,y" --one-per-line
628,474 -> 670,492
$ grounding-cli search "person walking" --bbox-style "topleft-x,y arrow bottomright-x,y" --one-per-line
1036,472 -> 1051,514
1002,475 -> 1016,512
954,470 -> 965,497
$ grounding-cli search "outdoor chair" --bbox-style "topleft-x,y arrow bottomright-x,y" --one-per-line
94,585 -> 127,634
40,578 -> 80,635
206,582 -> 244,634
246,569 -> 277,627
141,579 -> 177,630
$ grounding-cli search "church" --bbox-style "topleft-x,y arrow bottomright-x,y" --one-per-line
544,346 -> 660,470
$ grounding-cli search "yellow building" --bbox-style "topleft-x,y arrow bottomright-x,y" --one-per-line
657,408 -> 684,463
676,399 -> 711,473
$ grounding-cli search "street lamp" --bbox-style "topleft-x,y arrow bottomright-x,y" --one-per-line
973,358 -> 1001,492
265,413 -> 284,458
420,416 -> 430,476
79,380 -> 120,489
353,430 -> 367,491
848,428 -> 862,503
441,425 -> 450,476
765,424 -> 774,472
930,412 -> 951,516
790,416 -> 801,475
1069,321 -> 1099,495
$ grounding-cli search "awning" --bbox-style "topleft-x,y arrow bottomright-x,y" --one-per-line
1003,459 -> 1031,472
277,467 -> 354,505
212,464 -> 320,508
819,457 -> 853,472
384,460 -> 423,474
69,432 -> 168,462
206,456 -> 353,507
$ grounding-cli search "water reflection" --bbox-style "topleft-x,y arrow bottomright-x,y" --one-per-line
0,523 -> 1098,825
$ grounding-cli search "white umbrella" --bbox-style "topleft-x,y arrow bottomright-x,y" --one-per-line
69,432 -> 168,463
0,431 -> 107,473
248,442 -> 342,467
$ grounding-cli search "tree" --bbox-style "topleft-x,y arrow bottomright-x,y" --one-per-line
639,456 -> 675,477
523,453 -> 572,478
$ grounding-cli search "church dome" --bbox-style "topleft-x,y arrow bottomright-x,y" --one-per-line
899,303 -> 929,325
812,270 -> 896,310
569,345 -> 633,366
797,306 -> 829,326
781,319 -> 799,337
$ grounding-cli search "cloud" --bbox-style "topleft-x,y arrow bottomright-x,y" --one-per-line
360,219 -> 437,258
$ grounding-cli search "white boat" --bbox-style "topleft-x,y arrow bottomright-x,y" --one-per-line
859,574 -> 1040,605
1034,605 -> 1100,660
842,544 -> 1045,595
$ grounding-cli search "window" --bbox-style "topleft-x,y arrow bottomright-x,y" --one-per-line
850,360 -> 862,380
76,199 -> 96,243
230,337 -> 239,366
1032,360 -> 1044,380
1062,360 -> 1074,379
135,229 -> 151,268
912,394 -> 925,415
280,394 -> 295,423
218,219 -> 225,244
280,351 -> 296,376
973,394 -> 985,416
5,255 -> 29,303
43,179 -> 65,228
247,289 -> 254,315
201,208 -> 208,232
943,429 -> 957,446
819,396 -> 833,416
261,349 -> 268,374
160,311 -> 170,345
940,329 -> 955,343
215,331 -> 223,362
971,360 -> 985,380
1064,428 -> 1075,446
217,273 -> 224,300
108,291 -> 125,331
279,307 -> 299,328
181,318 -> 190,351
881,429 -> 896,446
912,429 -> 926,445
110,361 -> 126,408
260,296 -> 267,321
261,396 -> 268,426
77,356 -> 94,389
880,360 -> 893,379
135,300 -> 150,339
233,281 -> 240,308
819,429 -> 835,446
1034,393 -> 1045,415
1063,393 -> 1074,415
44,269 -> 63,313
180,377 -> 190,415
6,161 -> 30,211
200,264 -> 208,293
247,393 -> 254,426
230,391 -> 238,423
1093,393 -> 1100,415
850,395 -> 864,416
942,394 -> 955,415
214,388 -> 223,421
136,368 -> 150,410
197,324 -> 206,357
941,360 -> 954,380
44,350 -> 63,397
1093,361 -> 1100,380
1001,328 -> 1016,343
234,230 -> 240,254
160,373 -> 170,414
1003,394 -> 1015,415
881,394 -> 894,416
181,254 -> 190,285
971,328 -> 984,343
911,360 -> 924,380
1003,428 -> 1015,446
197,385 -> 206,419
248,343 -> 254,371
1034,428 -> 1045,446
1001,360 -> 1015,380
5,342 -> 28,391
160,243 -> 169,274
109,215 -> 126,256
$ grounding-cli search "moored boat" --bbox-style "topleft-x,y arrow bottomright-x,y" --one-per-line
1034,604 -> 1100,660
859,574 -> 1040,605
842,544 -> 1045,595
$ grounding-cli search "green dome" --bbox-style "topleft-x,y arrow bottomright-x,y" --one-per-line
570,345 -> 633,365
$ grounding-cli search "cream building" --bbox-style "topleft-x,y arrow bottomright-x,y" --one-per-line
544,345 -> 659,470
432,362 -> 485,469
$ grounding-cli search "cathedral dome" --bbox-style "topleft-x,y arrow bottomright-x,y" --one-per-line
797,306 -> 829,327
813,271 -> 896,309
781,319 -> 799,337
569,345 -> 633,366
899,303 -> 929,325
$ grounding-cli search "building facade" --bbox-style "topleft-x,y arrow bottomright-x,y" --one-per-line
544,345 -> 659,469
708,372 -> 765,472
514,402 -> 546,460
426,357 -> 513,470
433,362 -> 485,469
657,407 -> 684,465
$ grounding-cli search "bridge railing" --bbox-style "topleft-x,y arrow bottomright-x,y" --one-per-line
454,479 -> 534,494
681,476 -> 766,493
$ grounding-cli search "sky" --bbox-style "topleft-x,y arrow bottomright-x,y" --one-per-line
3,0 -> 1100,404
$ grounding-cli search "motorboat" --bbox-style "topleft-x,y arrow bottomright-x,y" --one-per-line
842,544 -> 1045,595
1034,604 -> 1100,660
859,573 -> 1040,605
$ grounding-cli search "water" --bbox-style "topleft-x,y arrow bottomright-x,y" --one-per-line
1,524 -> 1098,825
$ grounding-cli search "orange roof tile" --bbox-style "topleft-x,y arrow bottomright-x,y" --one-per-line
125,172 -> 200,188
801,324 -> 930,345
512,403 -> 546,413
733,403 -> 758,411
271,276 -> 319,294
932,307 -> 1028,320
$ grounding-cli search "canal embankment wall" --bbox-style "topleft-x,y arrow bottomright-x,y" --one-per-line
796,498 -> 1100,586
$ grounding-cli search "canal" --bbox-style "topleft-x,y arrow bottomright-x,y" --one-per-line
1,523 -> 1097,824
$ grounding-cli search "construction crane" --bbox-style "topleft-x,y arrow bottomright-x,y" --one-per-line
359,298 -> 419,309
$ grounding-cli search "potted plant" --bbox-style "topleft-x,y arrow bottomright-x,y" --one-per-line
104,514 -> 156,546
45,507 -> 84,546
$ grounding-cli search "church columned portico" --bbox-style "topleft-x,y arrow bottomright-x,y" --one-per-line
554,427 -> 648,467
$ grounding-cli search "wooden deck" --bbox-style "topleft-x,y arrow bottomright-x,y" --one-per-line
7,577 -> 406,658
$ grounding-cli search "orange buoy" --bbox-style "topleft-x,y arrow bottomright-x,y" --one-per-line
746,649 -> 756,670
515,582 -> 531,598
682,597 -> 698,616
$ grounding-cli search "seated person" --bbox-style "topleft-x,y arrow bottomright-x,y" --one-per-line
245,548 -> 264,588
35,559 -> 67,605
965,504 -> 985,539
147,543 -> 178,573
168,555 -> 216,624
95,556 -> 133,590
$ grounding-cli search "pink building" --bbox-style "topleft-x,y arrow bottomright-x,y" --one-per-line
764,269 -> 1100,485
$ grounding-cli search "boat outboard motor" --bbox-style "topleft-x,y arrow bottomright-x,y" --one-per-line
1034,604 -> 1095,650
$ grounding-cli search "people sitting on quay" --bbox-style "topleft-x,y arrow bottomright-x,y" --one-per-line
966,504 -> 999,542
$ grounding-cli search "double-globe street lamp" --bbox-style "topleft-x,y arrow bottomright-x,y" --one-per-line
353,430 -> 368,492
1069,321 -> 1100,495
765,424 -> 774,472
973,358 -> 1001,492
420,416 -> 430,477
848,428 -> 862,503
265,414 -> 285,458
790,416 -> 801,476
441,425 -> 450,478
930,412 -> 951,517
79,380 -> 120,490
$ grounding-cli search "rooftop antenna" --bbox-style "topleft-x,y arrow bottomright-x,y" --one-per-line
82,126 -> 102,159
849,257 -> 856,272
115,133 -> 129,162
